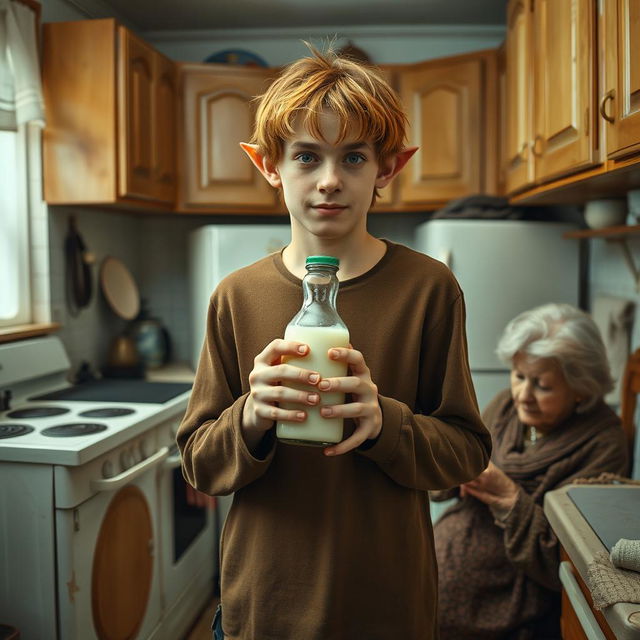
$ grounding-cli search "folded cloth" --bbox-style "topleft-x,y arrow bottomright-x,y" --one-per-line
611,539 -> 640,573
586,551 -> 640,610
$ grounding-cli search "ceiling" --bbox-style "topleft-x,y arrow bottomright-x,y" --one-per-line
104,0 -> 507,32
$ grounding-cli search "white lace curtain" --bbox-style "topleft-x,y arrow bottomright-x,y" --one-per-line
0,0 -> 44,130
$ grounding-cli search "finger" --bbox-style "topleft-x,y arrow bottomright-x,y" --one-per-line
319,401 -> 369,420
250,362 -> 320,388
256,339 -> 311,366
252,384 -> 320,407
327,347 -> 370,377
253,403 -> 307,424
317,375 -> 365,394
323,429 -> 370,457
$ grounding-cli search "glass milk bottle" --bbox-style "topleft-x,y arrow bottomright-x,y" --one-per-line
277,256 -> 350,446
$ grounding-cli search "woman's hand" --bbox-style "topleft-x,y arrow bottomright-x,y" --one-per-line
241,339 -> 320,452
460,461 -> 519,513
318,346 -> 382,457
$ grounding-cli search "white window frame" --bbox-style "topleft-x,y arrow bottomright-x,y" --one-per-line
0,124 -> 32,327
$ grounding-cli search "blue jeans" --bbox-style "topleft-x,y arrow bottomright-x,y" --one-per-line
211,604 -> 224,640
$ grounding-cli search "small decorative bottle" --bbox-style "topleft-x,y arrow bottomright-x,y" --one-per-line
277,256 -> 350,446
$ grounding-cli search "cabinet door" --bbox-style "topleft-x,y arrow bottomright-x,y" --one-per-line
153,53 -> 178,204
505,0 -> 534,194
533,0 -> 597,182
604,0 -> 640,159
180,65 -> 277,209
399,58 -> 482,203
118,28 -> 157,201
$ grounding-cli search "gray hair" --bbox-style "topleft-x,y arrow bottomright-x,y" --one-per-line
496,303 -> 614,413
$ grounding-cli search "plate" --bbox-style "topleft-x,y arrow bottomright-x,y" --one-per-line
204,48 -> 268,67
100,256 -> 140,320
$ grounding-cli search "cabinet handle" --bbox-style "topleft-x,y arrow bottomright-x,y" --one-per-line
531,135 -> 544,157
558,561 -> 607,640
599,89 -> 615,123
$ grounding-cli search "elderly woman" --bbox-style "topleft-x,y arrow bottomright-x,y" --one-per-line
433,303 -> 630,640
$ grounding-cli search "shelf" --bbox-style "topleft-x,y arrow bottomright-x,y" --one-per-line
564,224 -> 640,291
563,224 -> 640,240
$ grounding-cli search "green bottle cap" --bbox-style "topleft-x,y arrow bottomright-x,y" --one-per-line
306,255 -> 340,266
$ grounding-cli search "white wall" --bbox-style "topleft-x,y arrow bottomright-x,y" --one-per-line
145,25 -> 505,67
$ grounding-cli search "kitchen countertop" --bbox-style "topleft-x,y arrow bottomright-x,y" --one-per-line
544,484 -> 640,639
146,362 -> 196,384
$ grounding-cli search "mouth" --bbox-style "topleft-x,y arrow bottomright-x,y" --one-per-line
312,203 -> 347,215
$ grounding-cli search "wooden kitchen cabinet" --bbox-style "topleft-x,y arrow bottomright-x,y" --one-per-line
603,0 -> 640,161
504,0 -> 598,195
42,20 -> 177,208
178,64 -> 280,212
532,0 -> 598,183
398,50 -> 498,206
504,0 -> 535,194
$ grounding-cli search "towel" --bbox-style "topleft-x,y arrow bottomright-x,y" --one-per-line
591,295 -> 636,405
586,551 -> 640,610
611,539 -> 640,573
0,0 -> 44,129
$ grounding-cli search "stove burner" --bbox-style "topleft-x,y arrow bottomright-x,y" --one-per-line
7,406 -> 70,419
0,424 -> 35,439
41,423 -> 108,438
78,407 -> 135,418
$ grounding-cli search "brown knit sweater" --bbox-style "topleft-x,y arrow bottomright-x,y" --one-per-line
177,240 -> 491,640
433,388 -> 629,640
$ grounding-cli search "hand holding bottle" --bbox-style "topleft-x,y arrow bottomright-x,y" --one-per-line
241,338 -> 321,453
318,346 -> 383,457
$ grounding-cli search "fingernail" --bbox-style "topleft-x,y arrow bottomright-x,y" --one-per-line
329,349 -> 339,359
307,393 -> 319,404
318,380 -> 330,391
296,412 -> 306,420
325,449 -> 335,456
321,407 -> 332,417
308,373 -> 319,383
297,345 -> 307,354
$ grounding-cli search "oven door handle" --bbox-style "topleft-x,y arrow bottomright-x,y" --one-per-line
165,450 -> 182,470
90,446 -> 170,493
559,561 -> 607,640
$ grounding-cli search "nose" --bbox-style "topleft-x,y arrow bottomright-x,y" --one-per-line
317,162 -> 342,194
519,380 -> 534,401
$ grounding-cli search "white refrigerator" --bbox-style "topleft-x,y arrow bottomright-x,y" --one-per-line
415,219 -> 580,412
189,223 -> 292,370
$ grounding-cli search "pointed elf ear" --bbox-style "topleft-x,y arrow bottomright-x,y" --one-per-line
375,147 -> 419,188
239,143 -> 281,188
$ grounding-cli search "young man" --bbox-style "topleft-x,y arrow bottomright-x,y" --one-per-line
178,46 -> 491,640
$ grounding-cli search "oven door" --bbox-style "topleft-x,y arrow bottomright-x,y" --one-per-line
157,446 -> 217,637
55,453 -> 166,640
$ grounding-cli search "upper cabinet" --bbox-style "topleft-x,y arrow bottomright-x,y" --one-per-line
42,20 -> 177,208
398,50 -> 499,206
603,0 -> 640,161
504,0 -> 534,193
504,0 -> 597,195
178,64 -> 280,213
532,0 -> 597,182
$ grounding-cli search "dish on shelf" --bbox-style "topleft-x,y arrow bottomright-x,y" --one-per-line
204,49 -> 268,67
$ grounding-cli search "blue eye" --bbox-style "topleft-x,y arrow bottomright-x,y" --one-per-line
295,152 -> 316,164
345,153 -> 365,165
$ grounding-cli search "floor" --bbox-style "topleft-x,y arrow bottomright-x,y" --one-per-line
185,596 -> 220,640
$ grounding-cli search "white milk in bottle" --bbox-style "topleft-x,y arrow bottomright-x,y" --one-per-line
277,256 -> 350,446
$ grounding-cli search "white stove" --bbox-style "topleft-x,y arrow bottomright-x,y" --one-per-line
0,336 -> 217,640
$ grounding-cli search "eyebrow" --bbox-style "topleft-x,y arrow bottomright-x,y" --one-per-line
289,141 -> 372,152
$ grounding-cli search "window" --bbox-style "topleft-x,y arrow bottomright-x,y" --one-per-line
0,125 -> 31,327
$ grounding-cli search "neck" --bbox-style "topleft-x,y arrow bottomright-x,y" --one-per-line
283,232 -> 386,281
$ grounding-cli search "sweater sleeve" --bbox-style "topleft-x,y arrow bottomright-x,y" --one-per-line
177,299 -> 276,496
358,293 -> 492,491
498,426 -> 629,591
